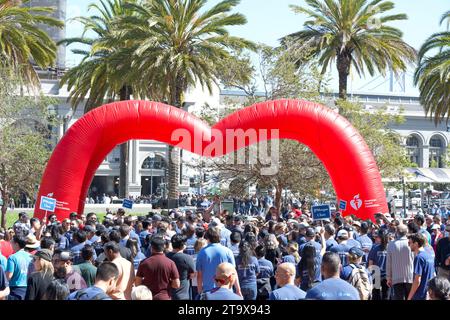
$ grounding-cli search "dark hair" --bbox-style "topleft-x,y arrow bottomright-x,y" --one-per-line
298,244 -> 316,289
119,225 -> 131,238
255,245 -> 266,258
12,235 -> 27,249
151,236 -> 165,252
74,230 -> 87,243
171,234 -> 187,250
123,216 -> 133,226
428,277 -> 450,300
322,252 -> 341,275
230,231 -> 242,244
104,241 -> 120,253
408,233 -> 425,248
40,237 -> 55,250
108,230 -> 121,243
360,222 -> 369,234
377,229 -> 390,251
81,244 -> 95,261
86,212 -> 96,220
126,238 -> 139,259
142,220 -> 151,230
407,222 -> 420,234
183,225 -> 195,238
415,215 -> 425,226
30,217 -> 39,225
96,262 -> 119,282
205,227 -> 221,243
195,226 -> 205,238
44,279 -> 70,300
238,241 -> 253,268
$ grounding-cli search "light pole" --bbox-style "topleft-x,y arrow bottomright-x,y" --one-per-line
401,176 -> 406,218
149,152 -> 155,196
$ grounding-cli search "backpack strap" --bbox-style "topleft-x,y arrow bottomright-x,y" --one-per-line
74,289 -> 89,300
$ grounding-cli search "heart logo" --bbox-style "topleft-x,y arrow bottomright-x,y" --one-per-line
34,99 -> 387,222
350,194 -> 363,211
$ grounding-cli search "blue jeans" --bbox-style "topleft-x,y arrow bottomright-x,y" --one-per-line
240,283 -> 257,300
8,287 -> 27,300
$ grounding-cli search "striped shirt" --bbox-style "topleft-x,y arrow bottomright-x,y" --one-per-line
386,236 -> 414,285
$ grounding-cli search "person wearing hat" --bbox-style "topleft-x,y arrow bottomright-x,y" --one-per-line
5,235 -> 33,300
299,227 -> 325,258
200,262 -> 242,300
356,222 -> 373,264
330,229 -> 354,266
52,249 -> 87,293
430,224 -> 444,251
25,249 -> 54,300
435,223 -> 450,280
368,229 -> 390,300
24,233 -> 40,253
340,247 -> 372,300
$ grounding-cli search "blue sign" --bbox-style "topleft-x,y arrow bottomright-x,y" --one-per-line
40,196 -> 56,212
122,199 -> 133,209
312,204 -> 331,221
339,200 -> 347,211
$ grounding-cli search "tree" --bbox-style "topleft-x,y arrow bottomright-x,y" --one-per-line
414,11 -> 450,124
283,0 -> 416,101
192,44 -> 410,212
59,0 -> 140,199
119,0 -> 255,207
0,0 -> 64,88
0,68 -> 57,229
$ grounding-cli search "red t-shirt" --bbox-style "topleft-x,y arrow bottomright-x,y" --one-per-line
293,209 -> 302,218
0,240 -> 14,258
136,252 -> 179,300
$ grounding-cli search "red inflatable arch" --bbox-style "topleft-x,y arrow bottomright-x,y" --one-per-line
34,99 -> 388,221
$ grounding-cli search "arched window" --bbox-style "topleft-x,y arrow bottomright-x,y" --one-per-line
142,155 -> 166,169
429,135 -> 446,168
406,135 -> 421,166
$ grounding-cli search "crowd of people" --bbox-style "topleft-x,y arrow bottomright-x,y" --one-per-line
0,196 -> 449,301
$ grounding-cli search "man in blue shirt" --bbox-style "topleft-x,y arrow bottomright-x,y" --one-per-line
356,222 -> 373,264
306,252 -> 360,300
5,235 -> 32,300
269,263 -> 306,300
255,245 -> 273,300
330,229 -> 354,266
299,228 -> 322,257
407,233 -> 435,300
324,224 -> 338,251
196,227 -> 241,297
200,263 -> 243,300
70,230 -> 97,265
67,262 -> 119,300
414,215 -> 432,245
0,265 -> 9,299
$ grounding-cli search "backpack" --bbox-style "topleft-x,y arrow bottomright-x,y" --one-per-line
348,264 -> 372,300
73,288 -> 109,300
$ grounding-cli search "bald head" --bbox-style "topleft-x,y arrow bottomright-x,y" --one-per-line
397,224 -> 408,237
215,263 -> 237,287
275,263 -> 296,287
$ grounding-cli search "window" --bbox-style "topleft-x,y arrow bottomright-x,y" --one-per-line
429,136 -> 446,168
406,135 -> 421,166
142,155 -> 166,169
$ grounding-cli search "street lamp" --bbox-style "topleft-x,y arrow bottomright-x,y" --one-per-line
148,152 -> 155,196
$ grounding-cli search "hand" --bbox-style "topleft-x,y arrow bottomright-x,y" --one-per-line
387,279 -> 392,288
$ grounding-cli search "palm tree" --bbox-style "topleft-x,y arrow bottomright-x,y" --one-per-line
283,0 -> 416,101
118,0 -> 255,207
414,11 -> 450,125
59,0 -> 139,199
0,0 -> 64,87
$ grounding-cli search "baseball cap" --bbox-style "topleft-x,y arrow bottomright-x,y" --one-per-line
59,251 -> 73,261
152,214 -> 162,222
430,224 -> 440,230
337,229 -> 349,238
105,214 -> 114,220
298,222 -> 310,229
34,249 -> 53,262
305,228 -> 315,238
352,221 -> 361,227
69,212 -> 78,218
84,225 -> 96,233
349,247 -> 365,258
96,224 -> 107,233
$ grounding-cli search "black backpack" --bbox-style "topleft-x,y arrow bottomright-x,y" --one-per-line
73,288 -> 110,300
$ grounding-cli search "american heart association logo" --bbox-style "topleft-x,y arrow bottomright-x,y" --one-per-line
350,194 -> 363,211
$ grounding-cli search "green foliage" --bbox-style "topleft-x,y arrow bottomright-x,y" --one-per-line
414,11 -> 450,124
0,0 -> 64,88
0,68 -> 58,228
284,0 -> 416,99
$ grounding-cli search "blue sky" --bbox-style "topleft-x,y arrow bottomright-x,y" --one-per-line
65,0 -> 450,95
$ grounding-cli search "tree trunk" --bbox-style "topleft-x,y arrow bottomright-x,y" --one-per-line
118,86 -> 132,199
0,188 -> 9,230
167,78 -> 184,209
337,51 -> 351,102
274,186 -> 282,215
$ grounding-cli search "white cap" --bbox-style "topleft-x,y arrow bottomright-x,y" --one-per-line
431,224 -> 440,230
106,214 -> 113,220
337,229 -> 349,238
298,222 -> 310,228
